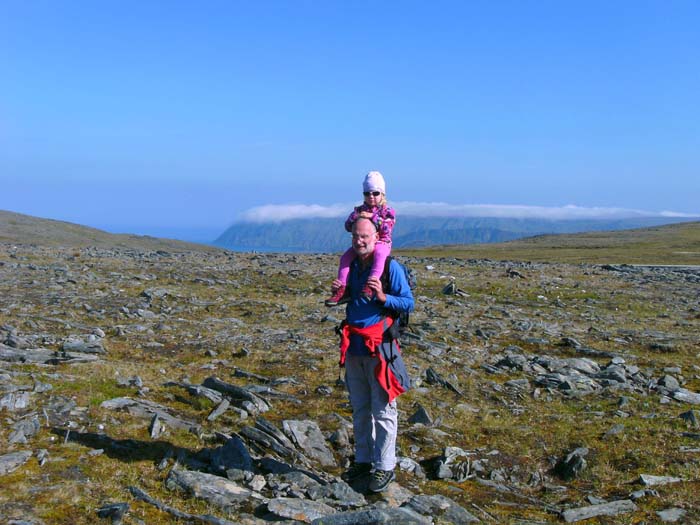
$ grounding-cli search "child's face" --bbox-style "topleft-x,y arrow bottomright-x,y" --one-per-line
363,190 -> 383,206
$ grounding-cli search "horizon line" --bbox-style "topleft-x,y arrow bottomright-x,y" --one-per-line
235,202 -> 700,224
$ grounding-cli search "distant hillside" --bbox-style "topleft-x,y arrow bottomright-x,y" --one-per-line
400,221 -> 700,265
214,215 -> 698,253
0,210 -> 223,252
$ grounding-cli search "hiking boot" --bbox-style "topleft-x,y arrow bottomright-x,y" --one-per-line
325,286 -> 349,307
360,283 -> 373,300
368,468 -> 395,492
341,462 -> 371,482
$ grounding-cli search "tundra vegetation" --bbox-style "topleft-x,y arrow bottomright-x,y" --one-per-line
0,216 -> 699,524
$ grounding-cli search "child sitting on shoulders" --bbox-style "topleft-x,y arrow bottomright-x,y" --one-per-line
325,171 -> 396,306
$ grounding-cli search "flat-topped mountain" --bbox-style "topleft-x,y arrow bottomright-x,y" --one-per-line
0,210 -> 222,253
214,215 -> 698,253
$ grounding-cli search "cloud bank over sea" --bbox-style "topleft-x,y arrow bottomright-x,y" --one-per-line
236,202 -> 698,223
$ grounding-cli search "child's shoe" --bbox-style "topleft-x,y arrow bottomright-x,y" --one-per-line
325,286 -> 349,307
360,283 -> 374,300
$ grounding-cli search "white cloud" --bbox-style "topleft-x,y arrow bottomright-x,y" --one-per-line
237,203 -> 349,222
236,202 -> 699,223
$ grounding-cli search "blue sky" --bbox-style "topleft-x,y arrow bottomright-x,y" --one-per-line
2,1 -> 699,240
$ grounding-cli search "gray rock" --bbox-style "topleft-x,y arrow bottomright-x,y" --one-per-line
0,391 -> 30,411
597,365 -> 626,383
442,282 -> 457,295
100,397 -> 200,433
376,482 -> 414,507
562,499 -> 638,522
96,502 -> 129,524
283,420 -> 336,467
36,449 -> 49,466
398,457 -> 425,478
629,488 -> 659,500
672,388 -> 700,405
165,468 -> 258,508
554,447 -> 588,481
680,409 -> 699,427
307,481 -> 366,508
61,338 -> 106,354
167,382 -> 224,404
117,375 -> 143,388
656,507 -> 686,523
405,494 -> 480,523
563,358 -> 600,375
658,375 -> 680,392
255,417 -> 297,450
408,404 -> 433,425
9,415 -> 41,444
206,399 -> 230,422
240,426 -> 302,462
202,376 -> 270,413
316,385 -> 333,396
638,473 -> 684,486
603,423 -> 625,439
210,435 -> 254,474
268,498 -> 336,523
0,450 -> 33,475
0,343 -> 100,364
329,426 -> 350,449
310,506 -> 431,525
425,367 -> 464,396
149,414 -> 165,439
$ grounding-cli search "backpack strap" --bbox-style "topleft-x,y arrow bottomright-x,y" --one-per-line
380,255 -> 393,293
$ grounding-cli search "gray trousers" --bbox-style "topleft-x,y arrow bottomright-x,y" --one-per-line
345,354 -> 398,471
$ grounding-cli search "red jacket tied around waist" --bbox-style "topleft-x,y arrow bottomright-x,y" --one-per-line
339,317 -> 407,403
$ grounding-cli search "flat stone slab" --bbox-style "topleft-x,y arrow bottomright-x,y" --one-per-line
283,420 -> 336,467
639,474 -> 684,486
61,338 -> 106,354
310,506 -> 431,525
0,450 -> 33,475
405,494 -> 480,523
100,397 -> 200,433
656,507 -> 687,523
672,389 -> 700,405
267,497 -> 336,523
562,499 -> 638,523
0,391 -> 30,411
0,343 -> 99,364
165,468 -> 260,509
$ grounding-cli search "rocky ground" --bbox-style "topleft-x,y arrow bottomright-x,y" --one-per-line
1,243 -> 699,524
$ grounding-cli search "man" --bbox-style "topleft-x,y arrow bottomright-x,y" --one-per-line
333,217 -> 414,492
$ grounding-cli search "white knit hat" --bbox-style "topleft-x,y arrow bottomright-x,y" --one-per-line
363,171 -> 386,194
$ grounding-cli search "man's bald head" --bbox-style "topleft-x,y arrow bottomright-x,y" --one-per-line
351,218 -> 379,260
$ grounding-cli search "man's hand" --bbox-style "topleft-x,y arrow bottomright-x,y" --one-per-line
366,276 -> 386,303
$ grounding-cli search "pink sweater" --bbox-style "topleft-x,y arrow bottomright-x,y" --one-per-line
344,203 -> 396,244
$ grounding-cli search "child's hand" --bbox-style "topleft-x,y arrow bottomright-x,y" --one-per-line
359,211 -> 373,219
331,279 -> 343,292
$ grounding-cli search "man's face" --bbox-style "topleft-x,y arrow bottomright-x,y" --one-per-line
352,219 -> 378,259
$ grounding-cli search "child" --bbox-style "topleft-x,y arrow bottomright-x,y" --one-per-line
325,171 -> 396,306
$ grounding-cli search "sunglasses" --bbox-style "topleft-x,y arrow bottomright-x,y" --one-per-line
363,191 -> 382,197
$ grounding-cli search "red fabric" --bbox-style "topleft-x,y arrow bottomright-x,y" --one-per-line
339,318 -> 406,402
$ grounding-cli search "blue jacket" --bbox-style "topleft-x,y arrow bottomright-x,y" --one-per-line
346,258 -> 414,356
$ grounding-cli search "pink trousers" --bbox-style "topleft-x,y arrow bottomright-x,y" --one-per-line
337,241 -> 392,285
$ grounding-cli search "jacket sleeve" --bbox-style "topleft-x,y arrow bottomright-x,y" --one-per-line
377,206 -> 396,242
382,260 -> 414,313
345,206 -> 361,232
